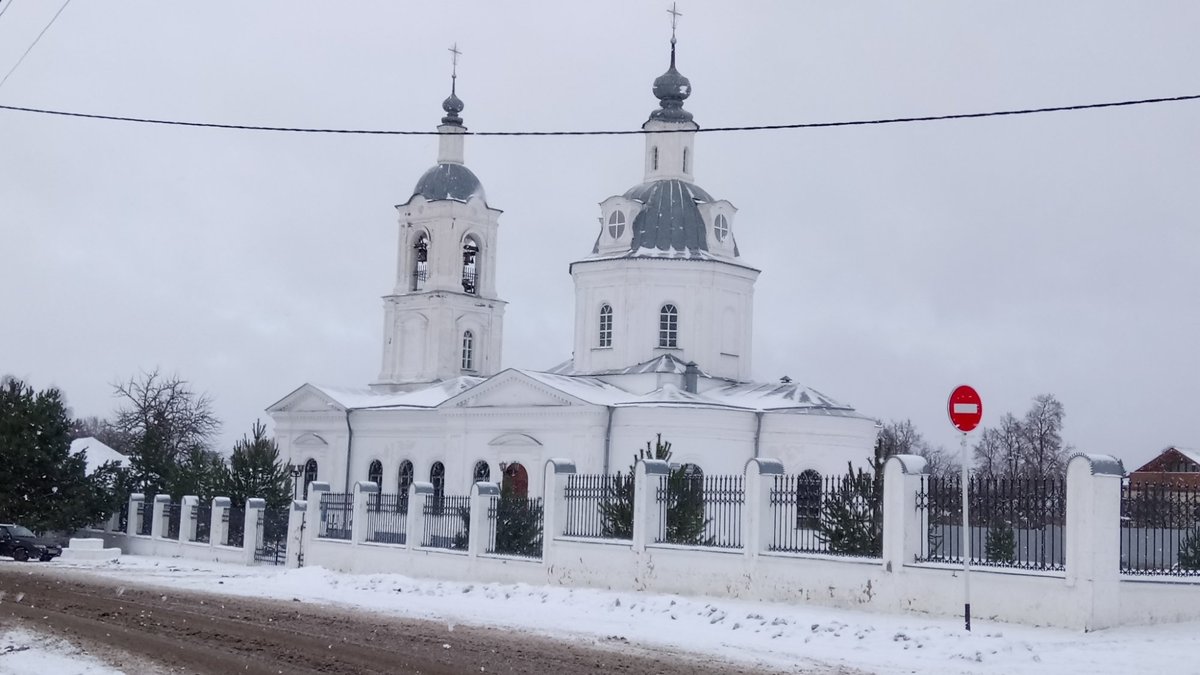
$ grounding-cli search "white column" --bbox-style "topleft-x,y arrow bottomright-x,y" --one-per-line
744,458 -> 784,557
352,481 -> 379,545
211,497 -> 231,547
406,481 -> 434,550
151,494 -> 170,539
127,493 -> 144,537
632,460 -> 670,552
244,498 -> 266,565
469,482 -> 499,557
285,499 -> 307,568
541,459 -> 576,559
180,495 -> 199,542
1065,453 -> 1125,630
881,455 -> 930,573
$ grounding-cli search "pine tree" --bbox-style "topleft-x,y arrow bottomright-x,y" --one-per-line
224,420 -> 291,510
817,463 -> 880,556
598,434 -> 709,544
1177,529 -> 1200,570
985,520 -> 1017,564
0,377 -> 120,533
494,481 -> 544,556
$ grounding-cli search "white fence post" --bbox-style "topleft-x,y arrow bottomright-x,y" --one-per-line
285,499 -> 307,568
304,481 -> 331,550
127,494 -> 144,536
244,498 -> 266,565
151,494 -> 170,539
633,459 -> 670,552
882,454 -> 929,572
542,459 -> 576,559
406,481 -> 433,549
744,458 -> 784,557
469,482 -> 499,557
1065,453 -> 1125,630
180,495 -> 199,542
211,497 -> 230,547
352,481 -> 378,545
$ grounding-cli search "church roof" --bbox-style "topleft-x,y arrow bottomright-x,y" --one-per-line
622,179 -> 711,256
407,163 -> 486,205
546,353 -> 705,377
69,437 -> 127,475
305,377 -> 485,410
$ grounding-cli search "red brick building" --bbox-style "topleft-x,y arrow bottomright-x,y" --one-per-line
1129,447 -> 1200,489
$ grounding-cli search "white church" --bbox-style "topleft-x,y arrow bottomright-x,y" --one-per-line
268,36 -> 878,499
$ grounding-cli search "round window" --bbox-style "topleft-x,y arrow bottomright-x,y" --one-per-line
714,214 -> 729,242
608,211 -> 626,239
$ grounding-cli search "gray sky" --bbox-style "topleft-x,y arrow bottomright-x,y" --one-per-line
1,1 -> 1197,469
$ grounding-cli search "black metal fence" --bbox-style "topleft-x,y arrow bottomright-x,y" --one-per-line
225,507 -> 246,547
916,476 -> 1066,571
654,474 -> 744,549
318,493 -> 353,541
563,473 -> 633,540
1121,481 -> 1200,575
365,494 -> 408,545
769,473 -> 881,557
164,503 -> 181,540
423,495 -> 470,550
136,502 -> 151,535
254,507 -> 290,565
486,496 -> 544,558
193,504 -> 211,543
118,501 -> 129,533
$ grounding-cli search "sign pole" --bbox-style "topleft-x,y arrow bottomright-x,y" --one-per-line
960,430 -> 971,632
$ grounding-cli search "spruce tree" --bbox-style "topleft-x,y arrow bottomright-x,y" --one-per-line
224,420 -> 291,510
494,481 -> 544,556
598,434 -> 709,545
1178,529 -> 1200,570
985,520 -> 1017,564
816,463 -> 880,556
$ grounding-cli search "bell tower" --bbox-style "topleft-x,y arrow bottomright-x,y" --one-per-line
372,51 -> 506,391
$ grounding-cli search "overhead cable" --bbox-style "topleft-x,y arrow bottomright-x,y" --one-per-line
0,0 -> 72,92
0,93 -> 1197,136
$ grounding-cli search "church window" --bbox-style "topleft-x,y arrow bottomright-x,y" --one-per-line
598,304 -> 613,347
682,147 -> 689,173
796,470 -> 822,529
461,237 -> 480,295
658,304 -> 678,348
652,146 -> 659,171
398,460 -> 414,510
302,459 -> 318,497
367,459 -> 383,486
411,233 -> 430,291
461,331 -> 475,371
714,214 -> 729,242
430,461 -> 446,511
607,211 -> 626,239
473,460 -> 491,484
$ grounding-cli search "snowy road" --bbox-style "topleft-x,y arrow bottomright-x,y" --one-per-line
3,555 -> 1200,674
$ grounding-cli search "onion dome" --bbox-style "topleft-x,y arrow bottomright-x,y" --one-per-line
648,42 -> 693,123
441,90 -> 464,126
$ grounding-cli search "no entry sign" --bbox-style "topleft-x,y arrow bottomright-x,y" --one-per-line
947,385 -> 983,433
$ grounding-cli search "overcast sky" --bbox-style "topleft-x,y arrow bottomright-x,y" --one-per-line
1,1 -> 1197,469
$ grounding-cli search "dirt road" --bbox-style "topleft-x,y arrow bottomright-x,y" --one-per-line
0,564 -> 846,674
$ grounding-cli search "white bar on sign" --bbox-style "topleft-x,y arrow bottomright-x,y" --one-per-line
953,403 -> 979,414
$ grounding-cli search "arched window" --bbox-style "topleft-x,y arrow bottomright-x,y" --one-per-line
714,214 -> 729,242
461,331 -> 475,371
598,304 -> 613,348
397,460 -> 414,510
411,233 -> 430,291
461,237 -> 480,295
303,459 -> 318,497
797,470 -> 822,530
430,461 -> 446,511
658,304 -> 678,348
367,459 -> 383,486
682,147 -> 689,173
652,146 -> 659,171
473,460 -> 491,484
607,211 -> 626,239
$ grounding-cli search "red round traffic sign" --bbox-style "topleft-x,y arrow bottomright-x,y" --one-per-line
947,385 -> 983,432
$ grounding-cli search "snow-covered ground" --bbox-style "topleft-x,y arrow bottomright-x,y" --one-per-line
0,627 -> 126,675
16,555 -> 1200,674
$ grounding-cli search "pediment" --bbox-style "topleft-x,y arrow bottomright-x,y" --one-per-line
488,433 -> 543,447
443,370 -> 589,409
267,384 -> 344,414
294,432 -> 329,447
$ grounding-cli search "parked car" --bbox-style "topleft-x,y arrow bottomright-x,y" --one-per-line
0,523 -> 62,562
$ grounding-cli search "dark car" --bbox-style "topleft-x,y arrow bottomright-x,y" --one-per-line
0,523 -> 62,562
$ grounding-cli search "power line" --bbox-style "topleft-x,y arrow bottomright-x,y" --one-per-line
0,93 -> 1197,137
0,0 -> 14,23
0,0 -> 72,92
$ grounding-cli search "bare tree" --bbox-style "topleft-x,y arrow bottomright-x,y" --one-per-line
112,370 -> 222,498
876,419 -> 954,479
1021,394 -> 1069,480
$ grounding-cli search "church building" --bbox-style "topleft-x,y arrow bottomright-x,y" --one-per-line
268,34 -> 877,499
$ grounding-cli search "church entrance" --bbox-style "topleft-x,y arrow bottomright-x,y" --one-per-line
502,463 -> 529,498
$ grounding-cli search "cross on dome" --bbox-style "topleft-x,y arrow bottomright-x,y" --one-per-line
442,43 -> 465,126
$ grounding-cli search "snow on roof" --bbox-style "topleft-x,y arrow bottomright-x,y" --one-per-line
546,353 -> 704,377
1175,447 -> 1200,466
314,376 -> 485,410
69,437 -> 127,475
